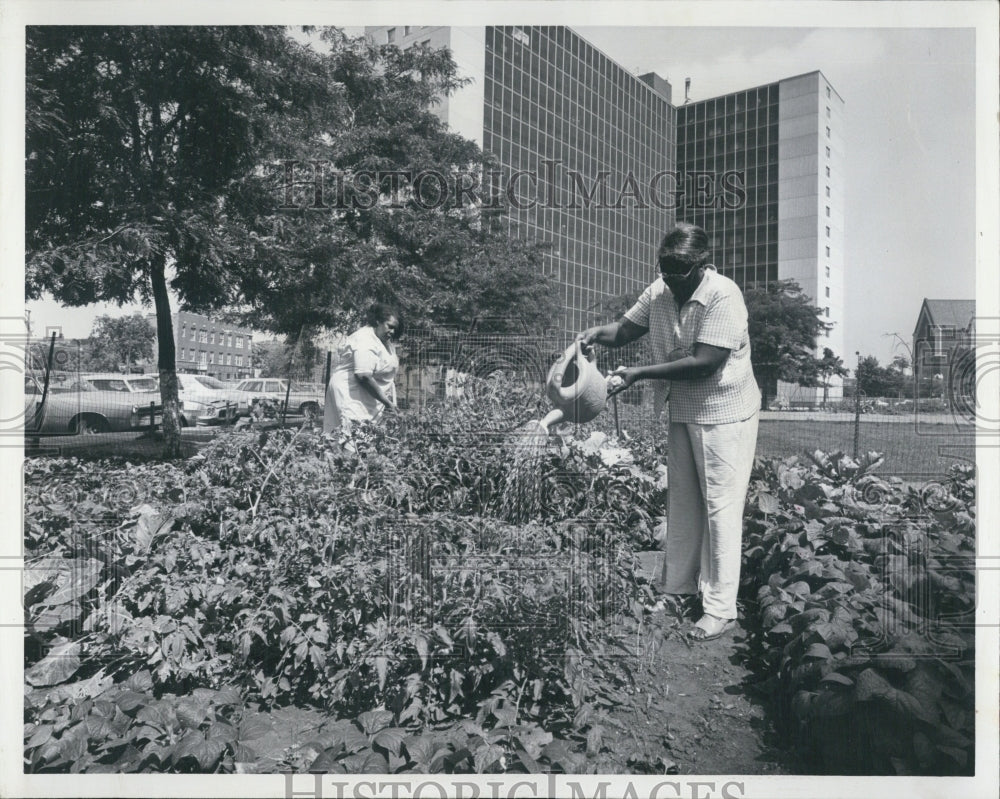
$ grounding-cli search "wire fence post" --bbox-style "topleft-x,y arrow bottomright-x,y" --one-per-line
853,351 -> 861,459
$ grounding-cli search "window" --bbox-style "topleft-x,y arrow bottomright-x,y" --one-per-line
208,331 -> 214,344
826,206 -> 831,217
236,356 -> 244,368
180,326 -> 186,338
825,307 -> 830,317
88,379 -> 122,392
825,126 -> 831,138
403,26 -> 412,36
825,226 -> 830,238
826,166 -> 830,178
825,146 -> 831,158
236,337 -> 243,348
826,246 -> 831,257
826,86 -> 831,99
826,106 -> 831,118
825,266 -> 831,277
199,330 -> 207,343
826,186 -> 831,197
386,28 -> 396,43
825,286 -> 830,298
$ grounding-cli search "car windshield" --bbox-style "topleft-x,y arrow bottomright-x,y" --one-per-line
194,376 -> 227,390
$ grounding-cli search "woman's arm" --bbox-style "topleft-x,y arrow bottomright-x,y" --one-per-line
608,342 -> 730,395
355,374 -> 397,411
577,318 -> 648,350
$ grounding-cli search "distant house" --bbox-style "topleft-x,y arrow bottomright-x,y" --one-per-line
912,298 -> 975,404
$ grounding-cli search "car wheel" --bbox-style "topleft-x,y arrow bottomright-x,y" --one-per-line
72,415 -> 109,435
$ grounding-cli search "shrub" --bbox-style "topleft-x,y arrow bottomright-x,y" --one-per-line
741,450 -> 975,775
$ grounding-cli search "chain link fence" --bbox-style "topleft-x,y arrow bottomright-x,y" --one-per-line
20,327 -> 978,481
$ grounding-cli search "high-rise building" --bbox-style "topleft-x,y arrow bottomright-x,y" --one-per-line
366,27 -> 846,401
366,25 -> 676,335
677,72 -> 845,401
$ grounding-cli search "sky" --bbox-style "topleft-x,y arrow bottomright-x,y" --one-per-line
14,11 -> 988,367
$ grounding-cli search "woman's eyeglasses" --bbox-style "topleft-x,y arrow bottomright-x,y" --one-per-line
658,258 -> 699,281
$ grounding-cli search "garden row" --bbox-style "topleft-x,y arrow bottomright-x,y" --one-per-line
739,450 -> 976,775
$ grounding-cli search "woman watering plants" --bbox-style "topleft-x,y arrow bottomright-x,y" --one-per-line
324,303 -> 401,443
576,222 -> 760,641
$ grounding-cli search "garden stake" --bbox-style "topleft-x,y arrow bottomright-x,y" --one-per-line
613,393 -> 621,438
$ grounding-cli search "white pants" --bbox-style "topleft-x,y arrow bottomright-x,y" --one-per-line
661,413 -> 759,620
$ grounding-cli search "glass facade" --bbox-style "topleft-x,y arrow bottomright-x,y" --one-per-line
483,26 -> 675,333
676,83 -> 780,288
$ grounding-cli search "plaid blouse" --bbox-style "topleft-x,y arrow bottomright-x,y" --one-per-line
624,266 -> 761,424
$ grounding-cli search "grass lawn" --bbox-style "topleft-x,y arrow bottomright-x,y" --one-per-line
756,418 -> 975,479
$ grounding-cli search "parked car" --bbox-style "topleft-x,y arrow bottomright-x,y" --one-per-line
233,378 -> 324,419
24,374 -> 162,435
76,373 -> 160,394
172,373 -> 248,425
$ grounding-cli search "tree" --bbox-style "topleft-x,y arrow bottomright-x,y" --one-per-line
26,28 -> 560,457
88,313 -> 155,372
26,27 -> 342,455
855,355 -> 908,398
252,337 -> 323,381
815,347 -> 849,406
228,31 -> 560,339
743,280 -> 830,409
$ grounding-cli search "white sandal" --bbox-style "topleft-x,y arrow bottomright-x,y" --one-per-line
689,613 -> 737,641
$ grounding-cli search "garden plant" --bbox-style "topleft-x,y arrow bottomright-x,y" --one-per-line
23,376 -> 975,775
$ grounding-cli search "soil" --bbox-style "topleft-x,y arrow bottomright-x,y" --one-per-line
583,551 -> 796,776
593,609 -> 793,775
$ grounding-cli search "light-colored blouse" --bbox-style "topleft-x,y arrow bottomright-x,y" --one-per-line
323,326 -> 399,435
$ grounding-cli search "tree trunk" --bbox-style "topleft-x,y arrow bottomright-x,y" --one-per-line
150,256 -> 183,458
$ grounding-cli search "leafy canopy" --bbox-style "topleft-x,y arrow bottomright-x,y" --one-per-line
744,279 -> 831,404
228,31 -> 559,337
88,313 -> 156,371
26,26 -> 342,312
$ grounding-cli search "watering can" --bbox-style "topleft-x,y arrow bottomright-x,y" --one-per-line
538,340 -> 609,430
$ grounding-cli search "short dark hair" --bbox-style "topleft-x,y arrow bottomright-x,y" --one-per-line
365,303 -> 402,334
657,222 -> 711,272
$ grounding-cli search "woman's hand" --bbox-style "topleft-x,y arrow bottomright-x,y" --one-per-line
606,366 -> 642,398
575,326 -> 603,355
